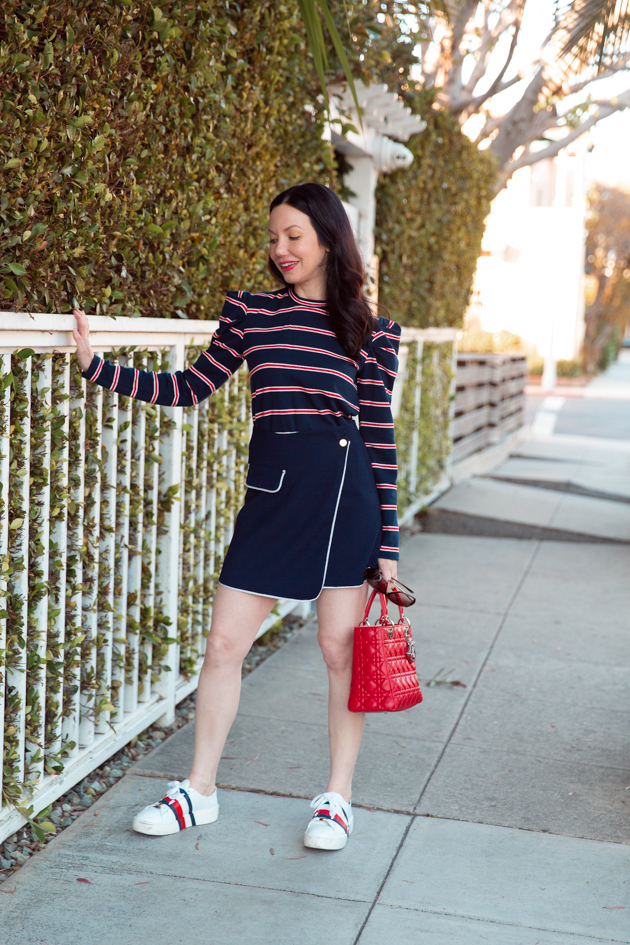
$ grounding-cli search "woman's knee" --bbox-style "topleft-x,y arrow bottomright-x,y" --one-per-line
203,628 -> 248,668
318,633 -> 352,672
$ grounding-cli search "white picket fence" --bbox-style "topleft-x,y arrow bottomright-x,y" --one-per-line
0,312 -> 456,843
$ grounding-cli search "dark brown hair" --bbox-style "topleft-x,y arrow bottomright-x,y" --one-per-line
268,183 -> 374,358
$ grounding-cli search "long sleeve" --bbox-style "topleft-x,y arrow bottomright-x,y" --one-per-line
357,317 -> 401,560
82,292 -> 247,406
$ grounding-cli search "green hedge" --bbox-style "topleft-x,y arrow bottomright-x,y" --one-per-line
0,0 -> 330,319
375,93 -> 496,328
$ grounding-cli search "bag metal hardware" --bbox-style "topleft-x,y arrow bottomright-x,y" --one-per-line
376,614 -> 395,638
404,629 -> 416,663
399,617 -> 416,663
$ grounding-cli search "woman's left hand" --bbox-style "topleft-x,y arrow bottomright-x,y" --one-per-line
377,558 -> 398,588
72,308 -> 95,371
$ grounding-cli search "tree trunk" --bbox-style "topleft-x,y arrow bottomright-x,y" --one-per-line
582,277 -> 608,373
442,0 -> 481,105
489,69 -> 548,168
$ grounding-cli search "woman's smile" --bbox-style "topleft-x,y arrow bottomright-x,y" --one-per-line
268,202 -> 329,299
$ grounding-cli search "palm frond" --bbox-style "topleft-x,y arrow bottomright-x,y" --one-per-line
298,1 -> 444,126
557,0 -> 630,73
298,0 -> 362,120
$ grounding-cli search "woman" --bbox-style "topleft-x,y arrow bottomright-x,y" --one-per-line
73,182 -> 401,851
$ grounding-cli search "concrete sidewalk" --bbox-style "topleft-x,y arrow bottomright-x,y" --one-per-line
2,425 -> 629,944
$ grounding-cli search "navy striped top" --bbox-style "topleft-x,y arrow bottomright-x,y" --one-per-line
83,288 -> 401,559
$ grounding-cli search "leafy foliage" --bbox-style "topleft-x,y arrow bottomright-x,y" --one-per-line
559,0 -> 630,73
0,0 -> 330,318
395,340 -> 453,511
584,184 -> 630,371
326,0 -> 426,92
375,95 -> 496,328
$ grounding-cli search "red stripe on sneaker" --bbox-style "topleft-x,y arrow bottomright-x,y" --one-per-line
314,809 -> 349,834
161,797 -> 186,829
171,798 -> 186,828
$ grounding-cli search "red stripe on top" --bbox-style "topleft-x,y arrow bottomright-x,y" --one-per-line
251,385 -> 359,412
189,364 -> 216,391
249,362 -> 357,388
245,323 -> 337,339
203,351 -> 234,376
253,407 -> 347,419
244,343 -> 357,367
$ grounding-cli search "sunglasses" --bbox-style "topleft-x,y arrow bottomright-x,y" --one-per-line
364,568 -> 416,607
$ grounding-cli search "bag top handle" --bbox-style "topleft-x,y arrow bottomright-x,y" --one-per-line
361,588 -> 405,625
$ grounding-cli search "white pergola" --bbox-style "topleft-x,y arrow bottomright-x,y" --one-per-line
328,80 -> 426,295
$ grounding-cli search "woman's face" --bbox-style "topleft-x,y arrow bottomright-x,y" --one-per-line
268,204 -> 328,290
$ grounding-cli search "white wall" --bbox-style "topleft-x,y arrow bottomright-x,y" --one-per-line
468,144 -> 587,361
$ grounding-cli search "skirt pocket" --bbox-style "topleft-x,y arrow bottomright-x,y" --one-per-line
246,462 -> 286,493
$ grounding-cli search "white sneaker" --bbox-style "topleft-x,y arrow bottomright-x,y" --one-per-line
303,791 -> 353,850
132,779 -> 219,836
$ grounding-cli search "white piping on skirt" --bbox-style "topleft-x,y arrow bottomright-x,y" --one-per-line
315,441 -> 351,599
218,580 -> 365,603
245,467 -> 286,493
321,583 -> 364,590
218,582 -> 280,601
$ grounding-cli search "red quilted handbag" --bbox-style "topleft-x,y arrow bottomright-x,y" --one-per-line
348,589 -> 423,713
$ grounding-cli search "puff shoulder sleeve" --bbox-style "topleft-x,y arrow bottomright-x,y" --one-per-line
357,317 -> 401,560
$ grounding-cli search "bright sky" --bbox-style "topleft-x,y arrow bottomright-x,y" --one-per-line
417,0 -> 630,191
501,0 -> 630,190
587,113 -> 630,191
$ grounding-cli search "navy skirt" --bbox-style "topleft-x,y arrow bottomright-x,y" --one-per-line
219,418 -> 382,601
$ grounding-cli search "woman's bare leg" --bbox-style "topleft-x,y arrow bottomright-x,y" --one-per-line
316,584 -> 369,803
187,585 -> 277,796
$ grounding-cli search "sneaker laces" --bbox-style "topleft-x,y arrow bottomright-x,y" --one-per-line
154,779 -> 185,808
310,792 -> 349,827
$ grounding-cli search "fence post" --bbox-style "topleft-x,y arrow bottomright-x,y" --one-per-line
48,354 -> 70,758
155,344 -> 184,725
62,375 -> 85,760
27,358 -> 53,781
111,369 -> 132,724
124,372 -> 147,715
445,336 -> 458,483
7,356 -> 31,785
408,339 -> 424,499
79,385 -> 102,748
0,353 -> 12,810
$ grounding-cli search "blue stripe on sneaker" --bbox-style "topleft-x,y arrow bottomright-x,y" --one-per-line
160,798 -> 185,829
313,808 -> 349,834
179,787 -> 196,827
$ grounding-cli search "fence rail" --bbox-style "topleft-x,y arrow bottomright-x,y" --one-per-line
452,352 -> 527,464
0,313 -> 456,841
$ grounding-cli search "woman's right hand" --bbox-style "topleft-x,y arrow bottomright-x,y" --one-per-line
72,308 -> 95,372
